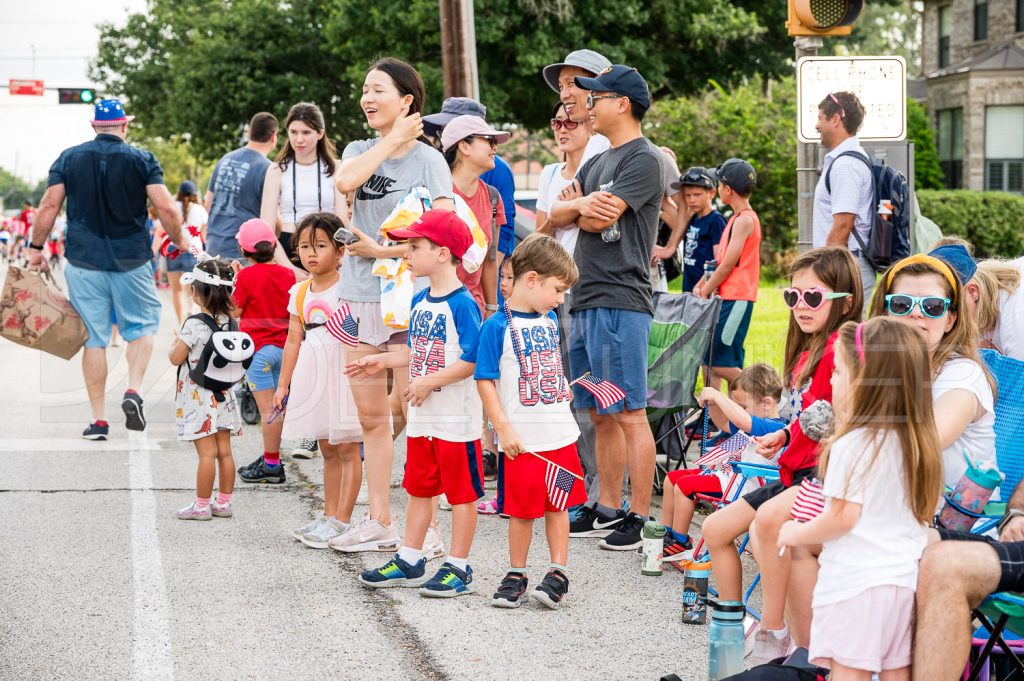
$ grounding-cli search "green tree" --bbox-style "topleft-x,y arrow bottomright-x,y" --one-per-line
0,167 -> 39,210
907,99 -> 943,190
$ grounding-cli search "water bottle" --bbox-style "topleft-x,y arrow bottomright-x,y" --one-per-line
938,460 -> 1004,532
599,181 -> 621,242
703,258 -> 717,283
707,600 -> 746,680
641,521 -> 666,576
681,560 -> 712,624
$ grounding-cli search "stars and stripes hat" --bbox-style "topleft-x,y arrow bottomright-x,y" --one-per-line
91,98 -> 135,126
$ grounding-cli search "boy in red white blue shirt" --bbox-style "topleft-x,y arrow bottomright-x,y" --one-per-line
475,233 -> 586,610
349,210 -> 484,598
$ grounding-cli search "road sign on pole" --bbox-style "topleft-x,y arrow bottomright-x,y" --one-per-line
797,56 -> 907,142
9,80 -> 45,96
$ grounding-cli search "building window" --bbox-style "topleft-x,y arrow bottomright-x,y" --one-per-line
1019,0 -> 1024,32
939,6 -> 952,67
985,106 -> 1024,193
975,0 -> 988,40
938,108 -> 964,189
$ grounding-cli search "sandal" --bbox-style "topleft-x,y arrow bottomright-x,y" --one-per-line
477,497 -> 499,515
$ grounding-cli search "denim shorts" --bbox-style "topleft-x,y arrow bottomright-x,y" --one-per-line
708,299 -> 754,369
245,344 -> 284,392
66,262 -> 161,348
165,252 -> 197,273
568,307 -> 652,414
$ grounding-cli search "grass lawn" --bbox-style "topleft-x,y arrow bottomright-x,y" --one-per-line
668,278 -> 790,376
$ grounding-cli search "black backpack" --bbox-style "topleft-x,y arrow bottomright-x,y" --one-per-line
824,150 -> 911,273
181,313 -> 255,402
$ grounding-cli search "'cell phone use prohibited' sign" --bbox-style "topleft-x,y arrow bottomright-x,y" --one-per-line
797,56 -> 907,142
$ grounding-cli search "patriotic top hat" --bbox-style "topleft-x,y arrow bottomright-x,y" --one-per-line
91,99 -> 135,126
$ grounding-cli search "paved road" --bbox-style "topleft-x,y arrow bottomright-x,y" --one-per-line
0,276 -> 760,680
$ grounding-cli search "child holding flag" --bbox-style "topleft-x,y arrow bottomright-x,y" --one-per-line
475,234 -> 586,610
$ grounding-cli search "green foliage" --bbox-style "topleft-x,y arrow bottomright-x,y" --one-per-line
646,77 -> 798,277
908,99 -> 943,190
136,137 -> 217,197
0,168 -> 45,209
918,190 -> 1024,258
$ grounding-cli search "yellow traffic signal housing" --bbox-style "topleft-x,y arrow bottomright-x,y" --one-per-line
787,0 -> 864,36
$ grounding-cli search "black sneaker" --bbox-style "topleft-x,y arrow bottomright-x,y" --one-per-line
121,391 -> 146,431
531,569 -> 569,609
662,534 -> 693,562
482,449 -> 498,481
569,506 -> 623,538
237,454 -> 263,474
598,512 -> 647,551
239,458 -> 286,484
491,572 -> 529,609
291,438 -> 318,459
82,421 -> 109,441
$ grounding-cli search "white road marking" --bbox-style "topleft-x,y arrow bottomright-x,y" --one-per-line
0,439 -> 166,452
128,431 -> 174,680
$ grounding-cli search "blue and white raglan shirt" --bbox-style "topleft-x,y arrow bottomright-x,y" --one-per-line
406,286 -> 483,442
474,310 -> 580,452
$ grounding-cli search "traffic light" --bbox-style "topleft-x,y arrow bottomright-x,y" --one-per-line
58,88 -> 96,104
787,0 -> 864,37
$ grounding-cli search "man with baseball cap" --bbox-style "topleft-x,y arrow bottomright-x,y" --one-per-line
549,65 -> 665,552
542,49 -> 613,165
26,98 -> 188,441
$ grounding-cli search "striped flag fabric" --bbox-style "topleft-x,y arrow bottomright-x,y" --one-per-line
575,373 -> 626,409
325,303 -> 359,347
692,431 -> 751,470
545,460 -> 577,511
790,478 -> 826,523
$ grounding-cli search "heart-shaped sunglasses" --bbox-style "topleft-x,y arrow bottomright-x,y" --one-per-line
782,287 -> 851,310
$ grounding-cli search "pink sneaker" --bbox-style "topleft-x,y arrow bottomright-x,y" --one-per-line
477,497 -> 499,515
211,501 -> 233,518
176,501 -> 212,521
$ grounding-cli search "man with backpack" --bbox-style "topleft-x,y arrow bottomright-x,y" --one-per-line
812,91 -> 878,302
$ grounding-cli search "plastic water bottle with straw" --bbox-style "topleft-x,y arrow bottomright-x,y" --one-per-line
938,450 -> 1004,532
599,181 -> 621,242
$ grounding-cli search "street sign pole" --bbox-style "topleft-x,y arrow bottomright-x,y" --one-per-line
439,0 -> 479,100
796,36 -> 822,253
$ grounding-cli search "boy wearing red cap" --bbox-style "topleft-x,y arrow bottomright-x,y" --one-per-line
351,209 -> 485,598
231,218 -> 296,484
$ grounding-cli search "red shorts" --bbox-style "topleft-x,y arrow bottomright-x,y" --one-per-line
665,468 -> 723,499
498,443 -> 587,519
403,436 -> 485,505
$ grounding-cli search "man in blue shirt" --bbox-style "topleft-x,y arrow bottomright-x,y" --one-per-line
27,99 -> 187,441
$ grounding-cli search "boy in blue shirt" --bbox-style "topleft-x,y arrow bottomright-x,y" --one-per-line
674,166 -> 727,293
350,210 -> 484,598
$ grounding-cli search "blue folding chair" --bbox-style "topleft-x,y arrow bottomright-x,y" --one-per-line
965,350 -> 1024,681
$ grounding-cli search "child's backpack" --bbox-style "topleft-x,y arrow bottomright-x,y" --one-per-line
824,150 -> 911,273
182,313 -> 255,402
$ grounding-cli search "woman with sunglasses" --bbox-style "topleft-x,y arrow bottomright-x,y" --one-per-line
869,253 -> 997,489
536,101 -> 593,256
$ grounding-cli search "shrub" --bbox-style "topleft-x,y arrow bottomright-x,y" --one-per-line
918,189 -> 1024,258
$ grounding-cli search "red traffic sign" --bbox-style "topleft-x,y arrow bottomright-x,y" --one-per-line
9,79 -> 45,96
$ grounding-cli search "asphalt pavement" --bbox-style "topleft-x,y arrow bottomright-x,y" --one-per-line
0,275 -> 761,681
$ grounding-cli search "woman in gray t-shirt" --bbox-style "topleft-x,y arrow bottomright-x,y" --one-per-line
333,57 -> 453,549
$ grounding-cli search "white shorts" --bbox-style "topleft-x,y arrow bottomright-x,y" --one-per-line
809,584 -> 915,672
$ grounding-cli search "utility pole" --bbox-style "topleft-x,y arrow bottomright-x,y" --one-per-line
795,35 -> 823,253
439,0 -> 479,100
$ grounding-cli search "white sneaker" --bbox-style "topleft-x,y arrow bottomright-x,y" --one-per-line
329,515 -> 401,553
292,515 -> 325,541
300,517 -> 350,549
663,548 -> 695,564
438,494 -> 452,511
423,525 -> 445,561
749,626 -> 791,666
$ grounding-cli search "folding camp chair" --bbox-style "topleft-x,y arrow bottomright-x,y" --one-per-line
647,291 -> 722,490
964,350 -> 1024,681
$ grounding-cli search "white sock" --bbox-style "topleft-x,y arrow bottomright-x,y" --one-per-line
446,555 -> 469,571
397,546 -> 423,564
771,625 -> 789,640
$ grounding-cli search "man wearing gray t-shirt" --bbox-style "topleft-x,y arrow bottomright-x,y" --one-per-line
550,65 -> 664,552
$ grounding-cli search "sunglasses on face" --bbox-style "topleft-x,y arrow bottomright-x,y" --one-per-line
782,287 -> 851,310
550,118 -> 581,131
467,135 -> 498,149
885,294 -> 951,319
586,93 -> 623,109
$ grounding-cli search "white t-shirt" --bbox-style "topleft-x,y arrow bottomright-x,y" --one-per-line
537,162 -> 579,256
405,287 -> 483,442
932,357 -> 997,488
814,428 -> 928,606
581,134 -> 610,165
812,136 -> 874,251
176,201 -> 209,228
992,257 -> 1024,361
279,159 -> 336,231
474,310 -> 579,452
286,278 -> 344,348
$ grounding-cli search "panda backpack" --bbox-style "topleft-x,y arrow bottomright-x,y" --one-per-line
182,313 -> 255,402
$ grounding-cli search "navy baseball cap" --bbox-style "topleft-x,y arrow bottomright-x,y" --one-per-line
671,166 -> 716,192
423,97 -> 488,138
710,158 -> 757,195
573,65 -> 651,111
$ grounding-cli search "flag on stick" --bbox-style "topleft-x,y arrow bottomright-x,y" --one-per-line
572,373 -> 626,409
790,478 -> 826,523
325,303 -> 359,346
692,431 -> 750,470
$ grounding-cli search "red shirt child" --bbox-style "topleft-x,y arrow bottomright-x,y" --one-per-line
232,220 -> 295,350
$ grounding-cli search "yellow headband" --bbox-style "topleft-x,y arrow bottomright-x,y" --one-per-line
885,254 -> 959,301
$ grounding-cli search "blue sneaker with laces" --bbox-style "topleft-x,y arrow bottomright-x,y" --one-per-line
419,562 -> 474,598
358,554 -> 428,588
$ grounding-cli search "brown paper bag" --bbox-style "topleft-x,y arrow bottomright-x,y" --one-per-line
0,265 -> 87,360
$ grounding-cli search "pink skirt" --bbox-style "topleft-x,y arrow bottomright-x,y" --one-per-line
809,585 -> 915,672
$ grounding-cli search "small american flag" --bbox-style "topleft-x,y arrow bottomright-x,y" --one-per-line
692,431 -> 750,470
791,478 -> 825,523
574,373 -> 626,409
325,303 -> 359,347
545,460 -> 577,511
